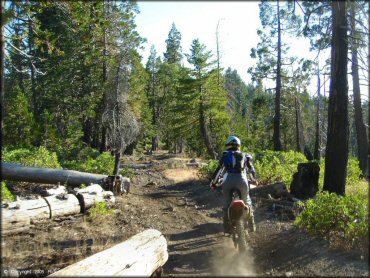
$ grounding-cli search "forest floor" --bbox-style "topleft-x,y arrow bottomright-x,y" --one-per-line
1,151 -> 369,277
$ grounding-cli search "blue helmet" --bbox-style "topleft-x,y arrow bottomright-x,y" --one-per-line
225,136 -> 241,148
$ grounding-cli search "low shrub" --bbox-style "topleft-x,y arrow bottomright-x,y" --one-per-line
90,201 -> 116,219
318,158 -> 366,198
254,150 -> 307,186
294,191 -> 368,242
198,159 -> 219,180
3,146 -> 62,168
62,152 -> 114,175
1,181 -> 15,202
120,167 -> 136,180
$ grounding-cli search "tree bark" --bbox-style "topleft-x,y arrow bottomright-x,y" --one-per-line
44,194 -> 81,218
48,229 -> 168,277
1,209 -> 30,235
0,0 -> 4,143
290,162 -> 320,199
99,0 -> 108,153
199,97 -> 217,159
314,65 -> 321,160
273,0 -> 282,151
323,1 -> 349,196
113,151 -> 121,176
350,3 -> 368,175
295,96 -> 305,153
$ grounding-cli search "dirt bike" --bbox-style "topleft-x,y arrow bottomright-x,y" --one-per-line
210,166 -> 251,253
227,189 -> 250,253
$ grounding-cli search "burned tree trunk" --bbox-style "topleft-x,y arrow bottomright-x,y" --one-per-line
314,65 -> 321,160
324,1 -> 349,196
290,162 -> 320,199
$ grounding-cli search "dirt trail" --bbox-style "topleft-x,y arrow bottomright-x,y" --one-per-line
1,153 -> 368,277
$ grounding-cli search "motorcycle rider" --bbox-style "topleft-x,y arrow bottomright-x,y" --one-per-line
210,135 -> 256,234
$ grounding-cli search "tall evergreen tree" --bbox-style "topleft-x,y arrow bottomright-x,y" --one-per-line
164,23 -> 182,64
249,0 -> 301,151
186,38 -> 217,158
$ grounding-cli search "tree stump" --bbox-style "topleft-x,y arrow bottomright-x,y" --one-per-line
290,162 -> 320,199
48,229 -> 168,277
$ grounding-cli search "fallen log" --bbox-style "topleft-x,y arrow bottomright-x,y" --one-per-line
44,194 -> 81,218
1,162 -> 130,194
1,207 -> 30,235
75,184 -> 115,212
48,229 -> 168,277
250,182 -> 289,199
16,197 -> 51,221
44,185 -> 68,196
1,162 -> 107,187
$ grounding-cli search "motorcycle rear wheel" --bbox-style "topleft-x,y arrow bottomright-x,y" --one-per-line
236,220 -> 248,253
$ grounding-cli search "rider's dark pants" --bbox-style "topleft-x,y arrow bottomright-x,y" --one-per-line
221,172 -> 252,210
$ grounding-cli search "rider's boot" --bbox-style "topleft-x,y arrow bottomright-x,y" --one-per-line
222,208 -> 231,235
247,209 -> 256,232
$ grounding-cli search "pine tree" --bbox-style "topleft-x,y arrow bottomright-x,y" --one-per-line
164,23 -> 183,64
249,0 -> 301,151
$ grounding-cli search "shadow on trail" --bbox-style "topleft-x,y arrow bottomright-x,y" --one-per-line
148,179 -> 223,211
164,223 -> 224,275
164,222 -> 258,276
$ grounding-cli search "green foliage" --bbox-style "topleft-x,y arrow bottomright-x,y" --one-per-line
294,191 -> 368,242
254,150 -> 307,185
1,181 -> 15,202
198,159 -> 219,180
90,201 -> 116,219
3,86 -> 36,148
3,146 -> 62,168
346,158 -> 362,187
62,152 -> 114,175
119,167 -> 136,180
318,157 -> 365,198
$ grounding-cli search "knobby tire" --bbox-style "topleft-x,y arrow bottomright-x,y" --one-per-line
236,219 -> 248,253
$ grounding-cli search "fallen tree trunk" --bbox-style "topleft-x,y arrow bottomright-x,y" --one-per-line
1,185 -> 115,234
250,182 -> 289,199
44,194 -> 82,218
1,162 -> 107,187
1,162 -> 131,194
16,197 -> 50,220
43,185 -> 68,196
1,207 -> 30,235
76,184 -> 115,211
48,229 -> 168,277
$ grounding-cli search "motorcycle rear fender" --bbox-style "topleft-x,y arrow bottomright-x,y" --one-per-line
229,200 -> 247,211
